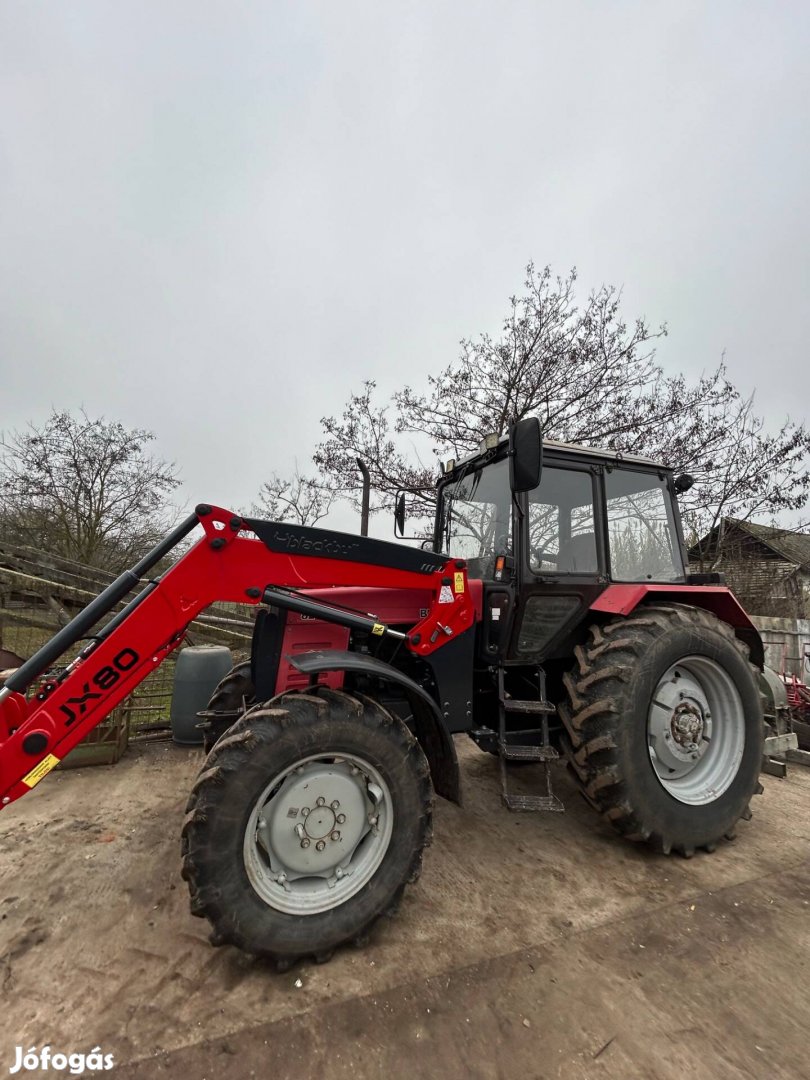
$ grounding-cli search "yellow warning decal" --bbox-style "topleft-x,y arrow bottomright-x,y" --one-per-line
454,572 -> 465,593
371,623 -> 386,636
22,754 -> 60,789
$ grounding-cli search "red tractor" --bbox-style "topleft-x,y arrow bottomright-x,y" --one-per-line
0,420 -> 768,968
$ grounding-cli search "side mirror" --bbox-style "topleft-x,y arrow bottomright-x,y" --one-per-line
674,473 -> 695,495
394,492 -> 406,537
509,416 -> 543,492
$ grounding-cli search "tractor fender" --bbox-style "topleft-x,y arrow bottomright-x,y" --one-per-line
288,649 -> 461,804
590,584 -> 764,669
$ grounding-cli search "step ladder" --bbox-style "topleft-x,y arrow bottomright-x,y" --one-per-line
498,668 -> 564,813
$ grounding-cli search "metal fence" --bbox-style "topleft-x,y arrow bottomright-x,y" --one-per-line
752,615 -> 810,681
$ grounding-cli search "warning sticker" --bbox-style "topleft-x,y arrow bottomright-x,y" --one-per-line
454,572 -> 465,593
22,754 -> 60,789
371,623 -> 386,636
439,585 -> 454,604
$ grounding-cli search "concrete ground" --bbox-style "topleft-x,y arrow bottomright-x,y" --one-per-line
0,737 -> 808,1080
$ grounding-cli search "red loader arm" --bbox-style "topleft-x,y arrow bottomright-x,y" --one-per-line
0,505 -> 473,810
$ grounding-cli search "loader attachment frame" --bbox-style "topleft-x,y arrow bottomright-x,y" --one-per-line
0,505 -> 474,809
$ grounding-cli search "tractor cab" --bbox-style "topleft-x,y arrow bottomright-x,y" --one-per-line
433,420 -> 690,666
428,420 -> 736,812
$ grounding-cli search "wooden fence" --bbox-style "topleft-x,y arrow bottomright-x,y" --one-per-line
0,540 -> 254,734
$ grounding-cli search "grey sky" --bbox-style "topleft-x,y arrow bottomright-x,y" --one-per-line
1,1 -> 808,534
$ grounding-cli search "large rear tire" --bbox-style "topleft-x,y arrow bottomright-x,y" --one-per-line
181,688 -> 433,967
561,604 -> 764,856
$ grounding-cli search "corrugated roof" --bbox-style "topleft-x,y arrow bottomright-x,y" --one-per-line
725,518 -> 810,570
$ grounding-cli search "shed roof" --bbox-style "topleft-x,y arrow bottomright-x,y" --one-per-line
709,518 -> 810,570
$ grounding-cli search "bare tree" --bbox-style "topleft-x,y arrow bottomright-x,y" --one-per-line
251,467 -> 340,527
316,382 -> 438,517
675,393 -> 810,565
0,409 -> 181,570
292,263 -> 809,538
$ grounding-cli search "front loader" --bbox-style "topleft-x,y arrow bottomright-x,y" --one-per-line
0,419 -> 772,967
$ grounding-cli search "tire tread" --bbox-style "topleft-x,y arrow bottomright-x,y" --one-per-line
182,687 -> 433,968
560,603 -> 764,857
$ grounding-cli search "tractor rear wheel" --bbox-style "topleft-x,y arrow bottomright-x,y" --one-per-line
561,604 -> 764,856
181,688 -> 432,967
199,661 -> 255,754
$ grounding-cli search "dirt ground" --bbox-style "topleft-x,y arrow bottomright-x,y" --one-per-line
0,737 -> 808,1080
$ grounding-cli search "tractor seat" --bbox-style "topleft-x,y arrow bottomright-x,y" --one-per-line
559,532 -> 598,573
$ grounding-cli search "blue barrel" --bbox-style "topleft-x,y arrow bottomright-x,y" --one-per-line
171,645 -> 234,745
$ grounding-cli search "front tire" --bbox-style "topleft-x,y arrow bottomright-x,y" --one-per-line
561,604 -> 764,856
181,688 -> 433,967
198,661 -> 255,754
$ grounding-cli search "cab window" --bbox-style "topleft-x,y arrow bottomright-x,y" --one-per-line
439,457 -> 512,579
527,467 -> 598,574
604,469 -> 684,582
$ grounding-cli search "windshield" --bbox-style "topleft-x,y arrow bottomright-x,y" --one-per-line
604,469 -> 684,582
438,457 -> 512,579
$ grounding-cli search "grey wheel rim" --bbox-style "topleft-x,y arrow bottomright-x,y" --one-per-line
243,753 -> 393,915
647,655 -> 746,805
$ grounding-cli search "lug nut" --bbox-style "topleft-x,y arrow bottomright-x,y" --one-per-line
330,831 -> 340,842
301,838 -> 310,849
316,796 -> 325,807
301,807 -> 310,817
336,814 -> 346,824
316,840 -> 326,852
331,800 -> 340,810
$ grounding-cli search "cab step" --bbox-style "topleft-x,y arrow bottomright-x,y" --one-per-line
502,790 -> 564,812
498,741 -> 558,762
497,667 -> 564,813
503,698 -> 556,715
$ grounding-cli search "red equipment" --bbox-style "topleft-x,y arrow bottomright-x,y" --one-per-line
0,504 -> 472,810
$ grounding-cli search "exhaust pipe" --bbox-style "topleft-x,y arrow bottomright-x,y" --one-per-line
356,458 -> 371,537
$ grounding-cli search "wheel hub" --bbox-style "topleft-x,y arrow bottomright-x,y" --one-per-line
244,753 -> 394,915
670,701 -> 705,751
646,656 -> 745,806
259,762 -> 368,877
301,803 -> 339,840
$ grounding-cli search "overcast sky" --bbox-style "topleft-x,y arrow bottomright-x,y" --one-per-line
1,1 -> 808,535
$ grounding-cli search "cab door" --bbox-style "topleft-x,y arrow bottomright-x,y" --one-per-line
508,462 -> 608,662
437,454 -> 518,663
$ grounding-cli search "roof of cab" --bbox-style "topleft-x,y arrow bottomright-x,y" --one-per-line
543,438 -> 663,467
444,433 -> 665,476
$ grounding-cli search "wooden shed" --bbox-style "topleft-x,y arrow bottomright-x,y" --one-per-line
690,517 -> 810,618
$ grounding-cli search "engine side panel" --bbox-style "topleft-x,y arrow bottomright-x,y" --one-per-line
273,614 -> 350,694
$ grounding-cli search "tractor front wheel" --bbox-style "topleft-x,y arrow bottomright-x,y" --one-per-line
561,604 -> 764,856
199,661 -> 255,754
181,688 -> 433,967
